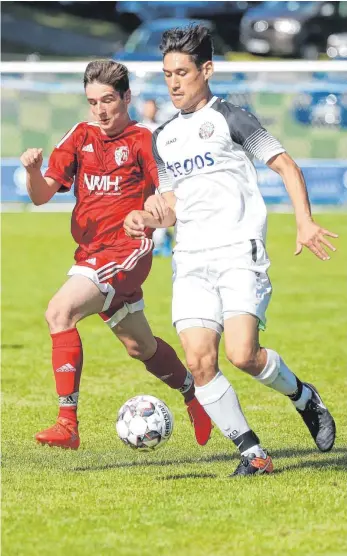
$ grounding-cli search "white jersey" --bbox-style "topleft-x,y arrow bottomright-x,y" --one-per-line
152,96 -> 285,251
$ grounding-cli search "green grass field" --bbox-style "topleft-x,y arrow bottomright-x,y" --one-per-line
2,213 -> 347,556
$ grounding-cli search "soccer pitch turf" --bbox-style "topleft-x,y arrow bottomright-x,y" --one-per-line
2,213 -> 347,556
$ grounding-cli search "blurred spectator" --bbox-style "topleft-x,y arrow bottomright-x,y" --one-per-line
141,99 -> 160,131
152,228 -> 173,257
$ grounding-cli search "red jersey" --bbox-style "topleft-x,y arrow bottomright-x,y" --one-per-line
45,120 -> 158,259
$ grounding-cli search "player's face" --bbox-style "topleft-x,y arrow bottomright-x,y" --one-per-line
163,52 -> 213,112
86,82 -> 131,135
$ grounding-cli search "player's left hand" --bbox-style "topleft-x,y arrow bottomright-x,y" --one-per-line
295,219 -> 338,261
124,210 -> 146,239
144,194 -> 169,221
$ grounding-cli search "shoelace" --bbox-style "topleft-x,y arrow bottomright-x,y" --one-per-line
53,421 -> 74,433
312,403 -> 327,430
237,456 -> 251,470
308,400 -> 325,420
305,400 -> 326,434
51,423 -> 65,434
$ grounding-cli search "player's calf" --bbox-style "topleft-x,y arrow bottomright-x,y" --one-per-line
143,337 -> 213,445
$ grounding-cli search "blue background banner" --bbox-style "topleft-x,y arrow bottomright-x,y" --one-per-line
2,158 -> 347,206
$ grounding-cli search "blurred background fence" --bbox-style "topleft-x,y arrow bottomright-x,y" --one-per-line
1,1 -> 347,209
2,63 -> 347,158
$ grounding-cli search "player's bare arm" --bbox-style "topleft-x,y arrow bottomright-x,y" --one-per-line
20,148 -> 61,205
144,191 -> 176,221
267,152 -> 338,261
124,207 -> 176,238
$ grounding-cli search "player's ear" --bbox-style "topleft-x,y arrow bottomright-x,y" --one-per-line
124,89 -> 131,105
203,60 -> 214,81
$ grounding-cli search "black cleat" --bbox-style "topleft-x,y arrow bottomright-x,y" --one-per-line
231,453 -> 273,477
296,383 -> 336,452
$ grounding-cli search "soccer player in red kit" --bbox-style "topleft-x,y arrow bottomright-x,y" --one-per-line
20,59 -> 211,450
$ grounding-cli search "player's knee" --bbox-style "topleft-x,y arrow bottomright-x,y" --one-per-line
226,347 -> 257,373
124,338 -> 157,361
185,352 -> 217,384
45,300 -> 75,333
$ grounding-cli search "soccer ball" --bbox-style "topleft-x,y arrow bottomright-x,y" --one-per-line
115,395 -> 174,451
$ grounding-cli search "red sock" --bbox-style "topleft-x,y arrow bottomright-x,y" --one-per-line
144,337 -> 195,402
51,328 -> 83,424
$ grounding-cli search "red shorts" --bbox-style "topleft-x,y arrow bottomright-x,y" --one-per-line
67,238 -> 153,327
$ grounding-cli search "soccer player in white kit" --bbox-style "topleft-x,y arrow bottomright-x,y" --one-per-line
124,24 -> 337,476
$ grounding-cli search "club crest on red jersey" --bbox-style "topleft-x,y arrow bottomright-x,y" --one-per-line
115,146 -> 129,166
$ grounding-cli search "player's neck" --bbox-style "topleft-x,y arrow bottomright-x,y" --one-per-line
181,90 -> 213,114
100,114 -> 131,137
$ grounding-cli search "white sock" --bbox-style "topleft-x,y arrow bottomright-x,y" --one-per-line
255,349 -> 312,410
194,371 -> 266,457
242,445 -> 267,459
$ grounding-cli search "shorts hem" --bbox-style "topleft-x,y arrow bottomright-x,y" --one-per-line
105,299 -> 145,328
223,310 -> 266,331
174,318 -> 223,336
67,265 -> 115,311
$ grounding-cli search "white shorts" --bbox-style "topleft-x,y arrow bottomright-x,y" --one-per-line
172,240 -> 272,332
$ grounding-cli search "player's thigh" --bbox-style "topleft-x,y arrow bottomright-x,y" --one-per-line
47,274 -> 106,323
179,326 -> 220,384
172,267 -> 223,327
223,313 -> 260,368
71,242 -> 153,315
111,310 -> 157,360
98,250 -> 154,359
219,268 -> 271,331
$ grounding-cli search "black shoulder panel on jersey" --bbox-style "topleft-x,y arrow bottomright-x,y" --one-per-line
152,112 -> 179,145
151,113 -> 178,193
152,111 -> 179,163
211,99 -> 264,146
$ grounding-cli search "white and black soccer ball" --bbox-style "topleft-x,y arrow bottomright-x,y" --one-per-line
116,395 -> 174,451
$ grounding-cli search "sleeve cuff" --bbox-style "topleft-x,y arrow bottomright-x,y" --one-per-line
262,148 -> 286,164
44,169 -> 73,191
158,184 -> 174,194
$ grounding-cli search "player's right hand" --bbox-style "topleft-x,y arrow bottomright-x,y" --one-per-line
144,194 -> 169,221
124,210 -> 146,239
20,148 -> 43,171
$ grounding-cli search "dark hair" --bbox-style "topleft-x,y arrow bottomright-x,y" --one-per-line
83,60 -> 129,98
160,24 -> 214,68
